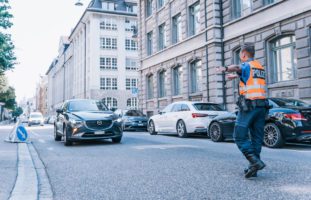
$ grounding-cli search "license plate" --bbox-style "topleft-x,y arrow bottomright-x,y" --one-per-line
94,131 -> 105,135
138,123 -> 144,126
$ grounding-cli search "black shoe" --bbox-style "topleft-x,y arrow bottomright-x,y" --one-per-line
244,168 -> 257,177
244,153 -> 266,179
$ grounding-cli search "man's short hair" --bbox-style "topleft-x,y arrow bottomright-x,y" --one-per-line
241,42 -> 255,58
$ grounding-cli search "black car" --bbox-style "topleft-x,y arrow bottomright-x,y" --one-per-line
208,98 -> 311,148
54,99 -> 123,146
115,109 -> 148,131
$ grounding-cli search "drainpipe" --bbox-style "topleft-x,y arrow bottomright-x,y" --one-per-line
204,0 -> 209,102
81,21 -> 87,99
219,0 -> 227,109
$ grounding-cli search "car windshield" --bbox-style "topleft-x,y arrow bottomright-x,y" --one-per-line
270,98 -> 310,107
193,103 -> 224,111
68,100 -> 108,112
30,114 -> 42,118
125,110 -> 144,117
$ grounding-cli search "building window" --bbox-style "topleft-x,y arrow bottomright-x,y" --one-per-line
125,39 -> 138,51
100,38 -> 117,49
100,57 -> 117,70
269,35 -> 297,83
100,18 -> 117,30
158,70 -> 166,98
146,0 -> 153,17
126,58 -> 138,70
172,14 -> 182,44
158,23 -> 166,51
126,78 -> 138,90
233,49 -> 241,102
173,66 -> 183,96
189,2 -> 200,36
102,2 -> 115,11
263,0 -> 274,6
147,75 -> 154,99
126,4 -> 138,13
127,98 -> 138,108
232,0 -> 252,19
157,0 -> 165,9
147,31 -> 153,56
102,97 -> 118,108
190,60 -> 202,93
125,19 -> 137,32
100,77 -> 118,90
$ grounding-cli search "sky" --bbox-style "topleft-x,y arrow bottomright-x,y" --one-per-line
6,0 -> 88,102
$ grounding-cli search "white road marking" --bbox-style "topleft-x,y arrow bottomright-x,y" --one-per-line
31,131 -> 39,137
133,144 -> 200,150
9,143 -> 38,200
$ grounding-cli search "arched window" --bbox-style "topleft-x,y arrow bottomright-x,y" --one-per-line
190,60 -> 202,93
127,98 -> 138,109
102,97 -> 118,109
147,74 -> 154,99
158,70 -> 166,98
269,35 -> 297,83
233,48 -> 241,102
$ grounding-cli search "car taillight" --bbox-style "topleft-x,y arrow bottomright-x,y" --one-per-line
192,113 -> 209,118
284,113 -> 307,121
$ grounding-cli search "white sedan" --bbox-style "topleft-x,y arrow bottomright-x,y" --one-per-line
148,101 -> 230,137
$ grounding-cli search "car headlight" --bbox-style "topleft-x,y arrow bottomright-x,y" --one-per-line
69,119 -> 83,128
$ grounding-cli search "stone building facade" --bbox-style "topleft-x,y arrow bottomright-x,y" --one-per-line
46,0 -> 139,114
138,0 -> 311,116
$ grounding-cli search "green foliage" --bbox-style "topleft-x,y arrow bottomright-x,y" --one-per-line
12,106 -> 22,117
0,86 -> 16,109
0,0 -> 15,74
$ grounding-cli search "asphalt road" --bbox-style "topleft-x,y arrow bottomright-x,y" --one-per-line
25,125 -> 311,200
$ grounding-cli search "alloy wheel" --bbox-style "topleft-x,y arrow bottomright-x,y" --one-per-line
264,123 -> 284,148
210,122 -> 223,142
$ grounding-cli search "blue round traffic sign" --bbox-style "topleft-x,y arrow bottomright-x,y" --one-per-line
16,125 -> 28,142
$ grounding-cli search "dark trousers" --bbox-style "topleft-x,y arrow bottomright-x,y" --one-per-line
233,107 -> 266,158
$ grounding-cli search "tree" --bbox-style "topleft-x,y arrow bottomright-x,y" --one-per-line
0,0 -> 16,74
0,86 -> 15,109
12,106 -> 22,117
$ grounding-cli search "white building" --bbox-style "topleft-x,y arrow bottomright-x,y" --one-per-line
46,0 -> 139,114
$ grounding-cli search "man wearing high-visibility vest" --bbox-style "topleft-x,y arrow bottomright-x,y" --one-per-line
217,43 -> 268,178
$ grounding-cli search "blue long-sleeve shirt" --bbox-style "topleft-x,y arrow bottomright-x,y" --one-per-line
239,58 -> 254,84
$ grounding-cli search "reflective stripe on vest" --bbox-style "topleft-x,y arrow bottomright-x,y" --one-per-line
239,60 -> 266,100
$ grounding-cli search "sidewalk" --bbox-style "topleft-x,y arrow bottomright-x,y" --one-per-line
0,125 -> 18,200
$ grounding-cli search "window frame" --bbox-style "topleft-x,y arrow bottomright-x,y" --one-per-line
172,65 -> 183,96
125,39 -> 138,51
158,23 -> 166,51
158,70 -> 166,98
268,35 -> 297,83
100,57 -> 118,70
100,77 -> 118,90
100,37 -> 117,50
146,0 -> 153,18
189,60 -> 202,93
147,75 -> 154,99
147,31 -> 153,56
102,97 -> 118,108
172,13 -> 182,44
188,2 -> 200,37
127,98 -> 138,108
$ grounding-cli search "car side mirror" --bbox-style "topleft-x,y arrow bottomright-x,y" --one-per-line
56,108 -> 63,114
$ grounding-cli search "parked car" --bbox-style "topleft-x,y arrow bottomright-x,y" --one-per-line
47,115 -> 56,124
148,101 -> 230,137
28,112 -> 44,126
208,98 -> 311,148
114,109 -> 148,131
54,99 -> 123,146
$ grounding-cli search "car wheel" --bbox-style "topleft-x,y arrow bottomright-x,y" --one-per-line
176,120 -> 188,138
54,126 -> 61,141
209,122 -> 224,142
112,137 -> 122,143
63,126 -> 73,146
148,120 -> 158,135
264,123 -> 284,148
